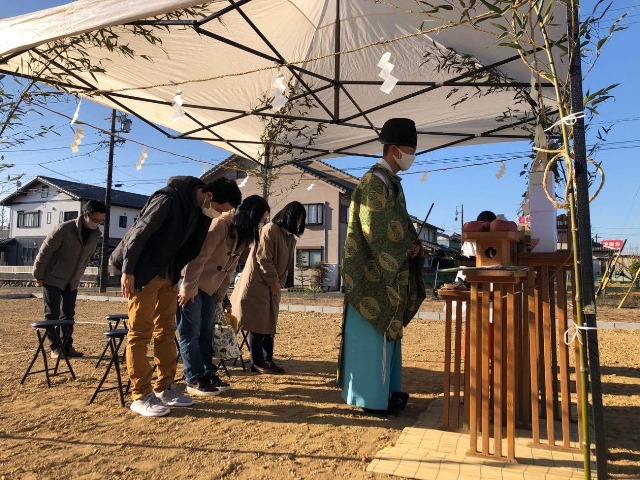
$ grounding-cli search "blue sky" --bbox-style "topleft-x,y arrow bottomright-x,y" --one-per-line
2,0 -> 639,252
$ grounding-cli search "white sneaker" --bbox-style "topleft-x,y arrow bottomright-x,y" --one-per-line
155,384 -> 194,407
130,392 -> 171,417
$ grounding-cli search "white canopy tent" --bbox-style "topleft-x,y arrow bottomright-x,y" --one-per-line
0,2 -> 609,476
0,0 -> 566,166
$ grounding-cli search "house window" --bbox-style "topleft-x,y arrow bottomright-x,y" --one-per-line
41,185 -> 49,198
119,215 -> 127,228
46,212 -> 52,224
296,248 -> 322,268
236,170 -> 247,179
17,211 -> 40,228
61,211 -> 79,222
304,203 -> 324,225
339,204 -> 350,224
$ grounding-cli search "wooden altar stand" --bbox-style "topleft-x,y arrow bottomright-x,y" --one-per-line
439,232 -> 582,463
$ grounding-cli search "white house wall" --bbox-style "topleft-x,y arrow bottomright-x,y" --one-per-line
107,206 -> 140,239
8,186 -> 80,238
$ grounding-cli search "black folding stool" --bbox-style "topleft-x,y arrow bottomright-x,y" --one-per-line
21,319 -> 76,387
96,314 -> 129,367
89,328 -> 128,407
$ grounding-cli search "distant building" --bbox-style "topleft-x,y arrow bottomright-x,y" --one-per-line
0,176 -> 148,266
437,232 -> 462,252
202,156 -> 443,290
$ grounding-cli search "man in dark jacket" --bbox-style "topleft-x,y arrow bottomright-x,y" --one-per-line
33,200 -> 106,358
111,176 -> 241,417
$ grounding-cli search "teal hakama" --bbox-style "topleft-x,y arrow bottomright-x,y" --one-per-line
341,304 -> 402,410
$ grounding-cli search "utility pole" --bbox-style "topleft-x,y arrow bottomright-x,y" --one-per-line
567,2 -> 607,477
455,204 -> 464,233
99,109 -> 130,293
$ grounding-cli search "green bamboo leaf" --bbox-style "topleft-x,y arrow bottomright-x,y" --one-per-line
480,0 -> 504,15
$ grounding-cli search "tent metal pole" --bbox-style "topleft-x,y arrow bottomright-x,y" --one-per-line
334,0 -> 341,121
341,50 -> 536,122
567,1 -> 607,477
262,143 -> 271,201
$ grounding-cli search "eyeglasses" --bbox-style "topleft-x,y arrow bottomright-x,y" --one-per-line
87,214 -> 105,226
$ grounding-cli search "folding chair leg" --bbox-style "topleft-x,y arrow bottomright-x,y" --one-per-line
96,340 -> 111,368
21,331 -> 50,386
89,335 -> 126,406
217,359 -> 231,378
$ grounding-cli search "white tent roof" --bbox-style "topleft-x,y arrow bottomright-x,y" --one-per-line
0,0 -> 567,166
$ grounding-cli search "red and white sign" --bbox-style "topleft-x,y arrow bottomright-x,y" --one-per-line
601,239 -> 623,249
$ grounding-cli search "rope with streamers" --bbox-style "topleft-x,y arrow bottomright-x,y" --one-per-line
534,146 -> 605,209
544,111 -> 585,132
564,321 -> 598,346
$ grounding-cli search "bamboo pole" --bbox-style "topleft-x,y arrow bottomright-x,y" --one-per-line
532,2 -> 592,476
617,268 -> 640,309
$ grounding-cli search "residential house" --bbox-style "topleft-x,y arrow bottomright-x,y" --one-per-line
0,176 -> 148,266
202,156 -> 443,290
437,232 -> 462,252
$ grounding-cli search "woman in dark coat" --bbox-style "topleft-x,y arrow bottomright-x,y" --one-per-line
231,201 -> 306,374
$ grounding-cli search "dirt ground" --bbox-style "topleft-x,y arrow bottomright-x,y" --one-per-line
0,296 -> 638,480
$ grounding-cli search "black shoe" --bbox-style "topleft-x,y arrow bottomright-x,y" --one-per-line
251,363 -> 277,374
266,360 -> 285,373
65,347 -> 84,358
391,392 -> 409,410
362,407 -> 389,417
386,396 -> 405,416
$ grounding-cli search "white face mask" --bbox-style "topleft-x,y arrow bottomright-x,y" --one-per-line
393,148 -> 416,171
84,215 -> 101,230
202,202 -> 221,219
85,219 -> 100,230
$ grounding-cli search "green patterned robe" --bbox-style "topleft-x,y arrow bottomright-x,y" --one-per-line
342,165 -> 426,340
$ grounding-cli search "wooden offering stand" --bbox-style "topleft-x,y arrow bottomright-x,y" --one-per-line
438,232 -> 583,463
461,232 -> 526,461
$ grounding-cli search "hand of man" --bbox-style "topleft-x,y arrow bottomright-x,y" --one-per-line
270,282 -> 281,298
408,243 -> 422,258
36,279 -> 43,287
121,273 -> 135,298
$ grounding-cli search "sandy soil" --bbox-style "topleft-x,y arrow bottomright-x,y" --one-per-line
0,297 -> 638,480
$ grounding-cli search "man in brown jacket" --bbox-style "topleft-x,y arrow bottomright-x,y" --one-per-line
33,200 -> 106,358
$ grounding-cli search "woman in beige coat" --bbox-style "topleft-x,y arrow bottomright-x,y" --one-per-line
178,195 -> 270,395
231,201 -> 306,374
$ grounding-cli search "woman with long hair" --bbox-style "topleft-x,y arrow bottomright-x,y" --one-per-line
231,201 -> 306,374
178,194 -> 270,395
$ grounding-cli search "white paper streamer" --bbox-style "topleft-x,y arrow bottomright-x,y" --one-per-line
70,99 -> 82,126
307,183 -> 315,191
136,147 -> 148,171
70,125 -> 84,153
495,161 -> 506,179
271,73 -> 288,111
420,171 -> 429,182
377,52 -> 398,94
172,89 -> 185,121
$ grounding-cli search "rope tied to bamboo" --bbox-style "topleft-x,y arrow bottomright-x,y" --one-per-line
533,146 -> 605,209
564,321 -> 599,346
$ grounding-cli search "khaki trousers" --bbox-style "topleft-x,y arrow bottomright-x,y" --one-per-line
126,276 -> 178,400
